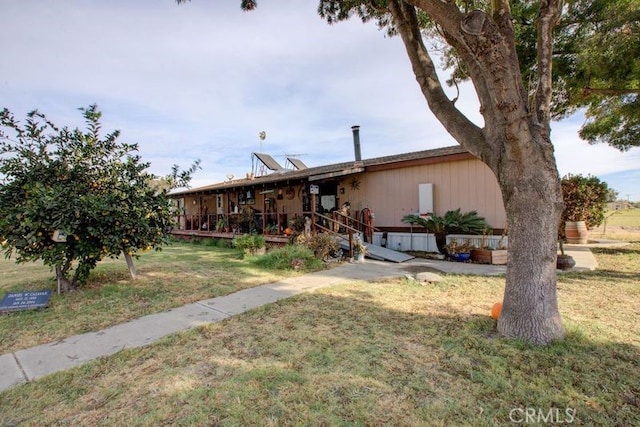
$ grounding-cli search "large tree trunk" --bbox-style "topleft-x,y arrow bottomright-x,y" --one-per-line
124,252 -> 137,280
55,265 -> 74,294
388,1 -> 566,344
434,232 -> 447,255
496,130 -> 566,344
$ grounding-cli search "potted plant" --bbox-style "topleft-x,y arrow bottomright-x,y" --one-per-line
353,233 -> 367,262
215,217 -> 227,232
556,239 -> 576,270
560,174 -> 609,244
444,239 -> 473,262
470,230 -> 508,265
267,224 -> 279,235
402,208 -> 489,254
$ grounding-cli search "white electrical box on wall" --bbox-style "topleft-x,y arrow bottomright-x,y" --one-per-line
418,183 -> 434,216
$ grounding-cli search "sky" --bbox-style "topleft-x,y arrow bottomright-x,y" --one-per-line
2,0 -> 639,201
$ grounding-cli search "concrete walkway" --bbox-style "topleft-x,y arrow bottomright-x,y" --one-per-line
0,247 -> 598,393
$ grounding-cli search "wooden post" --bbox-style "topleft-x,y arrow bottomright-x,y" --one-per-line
262,197 -> 267,233
311,193 -> 317,232
348,230 -> 353,258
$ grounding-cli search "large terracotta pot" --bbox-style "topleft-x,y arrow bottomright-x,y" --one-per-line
565,221 -> 588,244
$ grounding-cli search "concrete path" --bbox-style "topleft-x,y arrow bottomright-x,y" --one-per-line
0,247 -> 598,393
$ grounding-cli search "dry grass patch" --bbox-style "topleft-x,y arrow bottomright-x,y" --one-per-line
0,241 -> 298,353
591,208 -> 640,242
1,244 -> 638,425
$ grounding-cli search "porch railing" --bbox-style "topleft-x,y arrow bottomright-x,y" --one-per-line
174,212 -> 308,234
173,209 -> 380,256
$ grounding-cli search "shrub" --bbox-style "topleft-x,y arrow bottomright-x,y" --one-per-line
288,215 -> 308,233
188,236 -> 203,245
295,232 -> 340,260
212,238 -> 232,248
252,245 -> 324,271
561,174 -> 609,228
232,234 -> 266,255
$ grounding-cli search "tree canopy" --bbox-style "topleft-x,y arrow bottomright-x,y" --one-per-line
316,0 -> 640,151
0,105 -> 198,288
449,0 -> 639,150
518,0 -> 639,150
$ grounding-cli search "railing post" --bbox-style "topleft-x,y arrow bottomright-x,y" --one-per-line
311,193 -> 317,232
348,230 -> 353,258
277,213 -> 281,234
262,199 -> 267,234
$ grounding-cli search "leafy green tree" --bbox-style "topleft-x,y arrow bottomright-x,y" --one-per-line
554,0 -> 639,150
402,209 -> 489,254
0,105 -> 198,290
439,0 -> 640,150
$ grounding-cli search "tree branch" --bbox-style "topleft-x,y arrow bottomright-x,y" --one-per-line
492,0 -> 515,38
533,0 -> 561,132
387,1 -> 484,156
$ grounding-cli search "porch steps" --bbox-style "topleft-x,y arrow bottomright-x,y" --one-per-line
340,241 -> 414,263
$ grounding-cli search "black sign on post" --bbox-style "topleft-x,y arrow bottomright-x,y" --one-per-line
0,290 -> 52,313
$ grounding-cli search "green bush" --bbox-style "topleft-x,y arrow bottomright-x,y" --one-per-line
252,244 -> 324,271
182,237 -> 232,248
189,236 -> 203,245
232,234 -> 266,252
295,232 -> 340,260
561,174 -> 609,228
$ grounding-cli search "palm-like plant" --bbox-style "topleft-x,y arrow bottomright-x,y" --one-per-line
402,209 -> 489,254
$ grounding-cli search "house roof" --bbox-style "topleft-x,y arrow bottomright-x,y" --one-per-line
170,145 -> 473,196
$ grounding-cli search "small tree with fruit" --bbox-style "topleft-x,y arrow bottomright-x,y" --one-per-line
0,105 -> 198,290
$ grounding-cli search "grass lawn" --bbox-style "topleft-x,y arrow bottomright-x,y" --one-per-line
0,240 -> 638,425
605,207 -> 640,228
591,208 -> 640,241
0,240 -> 301,354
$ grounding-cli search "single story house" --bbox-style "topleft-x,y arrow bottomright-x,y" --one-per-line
169,127 -> 507,252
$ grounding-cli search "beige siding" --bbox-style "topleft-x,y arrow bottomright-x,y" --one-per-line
349,159 -> 506,229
